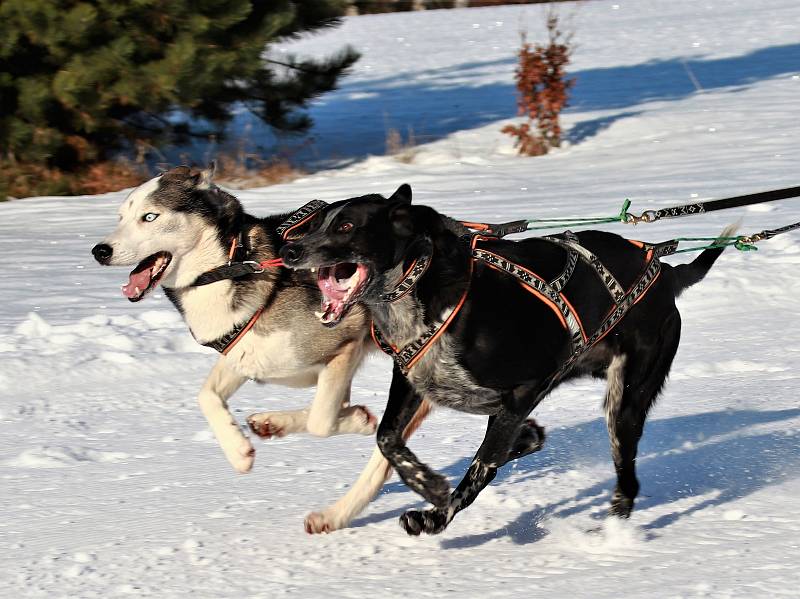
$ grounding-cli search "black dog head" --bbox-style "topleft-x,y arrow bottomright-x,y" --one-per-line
281,183 -> 447,327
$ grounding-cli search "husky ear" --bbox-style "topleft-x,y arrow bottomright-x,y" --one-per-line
387,183 -> 412,205
389,203 -> 414,238
196,161 -> 216,190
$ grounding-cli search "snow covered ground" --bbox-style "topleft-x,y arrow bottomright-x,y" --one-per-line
2,1 -> 800,596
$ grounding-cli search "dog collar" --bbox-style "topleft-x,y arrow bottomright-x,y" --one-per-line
371,236 -> 473,375
380,238 -> 434,303
189,234 -> 277,354
190,234 -> 283,287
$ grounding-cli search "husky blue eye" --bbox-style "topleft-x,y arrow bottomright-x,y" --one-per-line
142,213 -> 159,222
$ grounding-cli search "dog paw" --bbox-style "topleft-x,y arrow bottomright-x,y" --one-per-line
609,489 -> 634,518
304,511 -> 342,534
224,439 -> 255,473
400,509 -> 448,536
247,414 -> 287,439
353,405 -> 378,434
506,418 -> 546,463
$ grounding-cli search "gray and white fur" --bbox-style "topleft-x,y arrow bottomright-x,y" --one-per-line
92,166 -> 417,533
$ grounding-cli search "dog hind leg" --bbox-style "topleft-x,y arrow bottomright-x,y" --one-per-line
606,311 -> 681,517
304,398 -> 433,533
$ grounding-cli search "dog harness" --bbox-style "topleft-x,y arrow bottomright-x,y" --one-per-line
184,202 -> 337,355
261,199 -> 668,378
186,235 -> 282,354
372,231 -> 665,379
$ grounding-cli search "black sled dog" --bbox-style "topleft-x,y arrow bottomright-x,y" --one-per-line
280,184 -> 732,536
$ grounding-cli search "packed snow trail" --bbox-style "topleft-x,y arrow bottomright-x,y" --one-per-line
2,1 -> 800,596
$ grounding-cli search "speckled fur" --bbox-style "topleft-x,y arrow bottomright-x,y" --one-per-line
280,186 -> 731,536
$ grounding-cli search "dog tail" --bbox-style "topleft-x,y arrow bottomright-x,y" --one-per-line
672,223 -> 738,297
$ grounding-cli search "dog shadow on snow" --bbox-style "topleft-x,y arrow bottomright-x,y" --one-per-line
352,407 -> 800,547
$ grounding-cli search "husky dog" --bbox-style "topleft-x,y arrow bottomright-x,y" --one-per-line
91,166 -> 430,533
280,184 -> 731,535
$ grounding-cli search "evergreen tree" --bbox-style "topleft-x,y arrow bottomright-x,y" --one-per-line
0,0 -> 358,169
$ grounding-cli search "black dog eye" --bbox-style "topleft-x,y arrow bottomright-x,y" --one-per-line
337,222 -> 354,233
142,213 -> 159,223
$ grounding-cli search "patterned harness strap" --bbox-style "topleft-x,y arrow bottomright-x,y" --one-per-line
371,237 -> 474,376
546,255 -> 662,389
545,231 -> 626,302
372,232 -> 663,381
379,239 -> 434,303
471,246 -> 586,350
276,199 -> 329,240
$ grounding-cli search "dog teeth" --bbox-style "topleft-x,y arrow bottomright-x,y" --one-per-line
311,268 -> 317,273
314,311 -> 325,319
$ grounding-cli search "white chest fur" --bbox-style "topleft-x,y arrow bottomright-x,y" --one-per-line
224,329 -> 321,386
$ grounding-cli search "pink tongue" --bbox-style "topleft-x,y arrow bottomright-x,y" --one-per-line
122,269 -> 153,298
319,276 -> 348,301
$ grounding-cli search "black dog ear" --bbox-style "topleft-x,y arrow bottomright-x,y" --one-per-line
387,183 -> 412,205
389,203 -> 414,238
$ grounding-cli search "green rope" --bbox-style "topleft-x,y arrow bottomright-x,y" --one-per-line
524,199 -> 631,231
525,218 -> 620,230
520,199 -> 763,253
671,236 -> 758,253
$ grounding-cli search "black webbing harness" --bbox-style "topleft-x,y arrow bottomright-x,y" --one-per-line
186,203 -> 323,355
372,229 -> 665,379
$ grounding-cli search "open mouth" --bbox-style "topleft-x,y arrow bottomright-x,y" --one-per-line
315,262 -> 370,327
121,251 -> 172,302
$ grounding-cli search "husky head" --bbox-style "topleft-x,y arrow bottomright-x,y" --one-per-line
91,165 -> 243,302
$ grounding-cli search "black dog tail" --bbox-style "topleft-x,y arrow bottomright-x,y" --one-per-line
672,224 -> 738,297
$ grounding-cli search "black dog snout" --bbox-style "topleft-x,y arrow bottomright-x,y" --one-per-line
280,243 -> 305,266
92,243 -> 113,264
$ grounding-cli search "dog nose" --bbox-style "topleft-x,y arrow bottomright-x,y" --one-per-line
280,243 -> 305,266
92,243 -> 113,264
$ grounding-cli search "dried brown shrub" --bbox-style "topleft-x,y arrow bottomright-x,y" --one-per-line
385,127 -> 418,163
0,158 -> 146,200
502,12 -> 575,156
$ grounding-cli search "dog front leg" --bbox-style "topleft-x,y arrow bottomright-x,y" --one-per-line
198,358 -> 252,473
377,369 -> 450,508
400,404 -> 526,536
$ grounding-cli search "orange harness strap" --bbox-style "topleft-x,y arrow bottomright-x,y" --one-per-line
372,233 -> 662,379
371,237 -> 475,376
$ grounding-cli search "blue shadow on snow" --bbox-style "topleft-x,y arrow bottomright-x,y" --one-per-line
351,408 -> 800,547
293,43 -> 800,165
